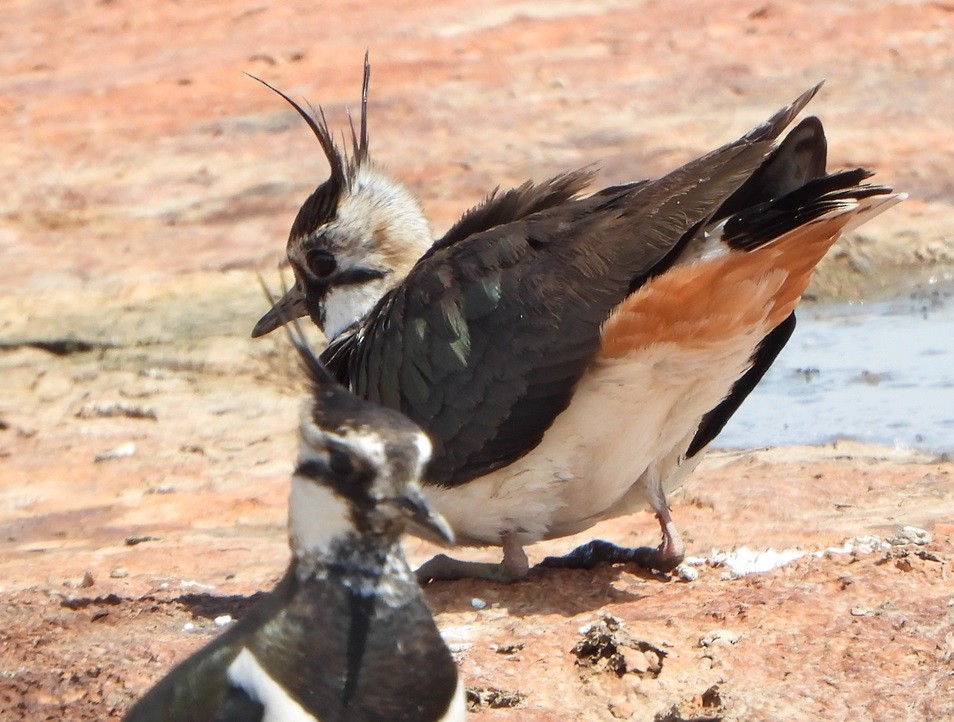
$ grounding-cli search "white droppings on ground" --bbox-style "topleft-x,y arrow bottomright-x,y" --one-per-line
709,547 -> 807,579
179,580 -> 215,591
94,442 -> 136,462
674,564 -> 699,582
682,526 -> 937,581
699,629 -> 742,647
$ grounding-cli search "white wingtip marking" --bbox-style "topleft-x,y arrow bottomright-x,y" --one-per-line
227,648 -> 317,722
839,191 -> 906,234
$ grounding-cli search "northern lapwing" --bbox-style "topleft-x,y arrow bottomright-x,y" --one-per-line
124,335 -> 466,721
251,60 -> 904,582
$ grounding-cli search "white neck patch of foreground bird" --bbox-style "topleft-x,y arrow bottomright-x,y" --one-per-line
254,60 -> 904,583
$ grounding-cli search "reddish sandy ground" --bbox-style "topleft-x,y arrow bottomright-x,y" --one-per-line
2,1 -> 953,720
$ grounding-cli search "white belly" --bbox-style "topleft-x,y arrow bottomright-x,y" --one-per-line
424,323 -> 770,547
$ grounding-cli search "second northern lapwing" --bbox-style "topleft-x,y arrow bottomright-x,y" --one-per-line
252,60 -> 904,582
124,336 -> 465,721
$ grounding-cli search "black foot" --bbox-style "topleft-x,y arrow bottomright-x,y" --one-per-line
538,539 -> 683,574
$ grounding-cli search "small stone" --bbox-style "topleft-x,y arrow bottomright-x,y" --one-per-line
139,368 -> 170,380
701,684 -> 723,709
699,629 -> 741,647
895,557 -> 914,572
490,642 -> 524,655
470,597 -> 487,611
850,606 -> 872,617
181,622 -> 196,633
620,646 -> 650,674
109,568 -> 128,579
608,700 -> 638,719
466,687 -> 524,710
79,571 -> 95,588
125,535 -> 159,546
214,615 -> 233,627
94,442 -> 136,463
76,401 -> 157,421
887,526 -> 933,547
840,535 -> 889,555
675,563 -> 698,582
145,485 -> 175,495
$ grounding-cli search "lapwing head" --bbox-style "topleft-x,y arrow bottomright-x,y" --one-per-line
287,331 -> 454,557
251,56 -> 432,342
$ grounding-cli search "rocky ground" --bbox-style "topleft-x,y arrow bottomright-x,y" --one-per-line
2,1 -> 953,720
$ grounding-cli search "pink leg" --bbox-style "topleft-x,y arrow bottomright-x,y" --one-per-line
415,532 -> 531,584
502,533 -> 530,579
653,506 -> 685,572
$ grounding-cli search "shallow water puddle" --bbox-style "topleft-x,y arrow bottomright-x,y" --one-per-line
714,284 -> 954,453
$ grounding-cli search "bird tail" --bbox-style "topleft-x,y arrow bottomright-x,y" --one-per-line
599,178 -> 904,357
719,168 -> 900,252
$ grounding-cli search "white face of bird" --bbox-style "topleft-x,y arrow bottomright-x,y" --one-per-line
288,392 -> 453,559
284,165 -> 432,340
250,65 -> 432,341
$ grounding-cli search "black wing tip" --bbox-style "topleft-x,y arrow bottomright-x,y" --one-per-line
793,114 -> 824,132
722,167 -> 893,251
744,80 -> 824,144
782,114 -> 827,156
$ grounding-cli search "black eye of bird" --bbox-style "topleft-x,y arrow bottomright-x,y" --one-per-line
306,248 -> 338,279
328,449 -> 353,477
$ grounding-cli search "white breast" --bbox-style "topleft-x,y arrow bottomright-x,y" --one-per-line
424,320 -> 772,547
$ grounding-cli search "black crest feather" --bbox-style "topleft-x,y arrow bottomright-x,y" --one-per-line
244,72 -> 348,195
347,51 -> 371,167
